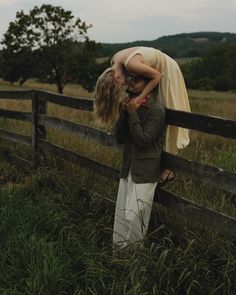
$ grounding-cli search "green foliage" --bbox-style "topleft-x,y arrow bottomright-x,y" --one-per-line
0,4 -> 99,93
0,47 -> 37,85
182,44 -> 236,91
67,40 -> 105,92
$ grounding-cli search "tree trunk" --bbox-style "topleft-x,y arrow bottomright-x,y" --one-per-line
55,68 -> 65,94
57,83 -> 64,94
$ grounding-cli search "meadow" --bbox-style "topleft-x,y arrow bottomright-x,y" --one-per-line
0,79 -> 235,294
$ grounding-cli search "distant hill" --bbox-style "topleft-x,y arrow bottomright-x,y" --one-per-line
98,32 -> 236,58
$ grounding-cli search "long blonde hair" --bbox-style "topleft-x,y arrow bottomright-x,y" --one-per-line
94,68 -> 122,126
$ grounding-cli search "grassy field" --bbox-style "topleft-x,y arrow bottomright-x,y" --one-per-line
0,162 -> 235,295
0,79 -> 235,294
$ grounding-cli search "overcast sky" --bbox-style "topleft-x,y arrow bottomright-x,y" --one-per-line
0,0 -> 235,43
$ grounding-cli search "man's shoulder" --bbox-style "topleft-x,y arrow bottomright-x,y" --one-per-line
148,98 -> 165,114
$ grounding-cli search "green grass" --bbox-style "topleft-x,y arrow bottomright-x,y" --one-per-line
0,164 -> 235,295
0,81 -> 236,294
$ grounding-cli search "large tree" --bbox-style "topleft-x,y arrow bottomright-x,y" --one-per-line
1,4 -> 98,93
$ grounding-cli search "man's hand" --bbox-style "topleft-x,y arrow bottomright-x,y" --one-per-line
126,99 -> 141,113
120,96 -> 130,107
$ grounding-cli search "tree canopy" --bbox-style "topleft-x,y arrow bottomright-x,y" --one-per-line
0,4 -> 100,93
182,44 -> 236,91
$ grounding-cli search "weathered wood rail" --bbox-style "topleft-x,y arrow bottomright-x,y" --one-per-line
0,89 -> 236,239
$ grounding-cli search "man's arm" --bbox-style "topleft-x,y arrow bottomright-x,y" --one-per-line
128,106 -> 165,148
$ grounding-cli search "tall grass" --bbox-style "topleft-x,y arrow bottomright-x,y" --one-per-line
0,79 -> 235,294
0,163 -> 235,295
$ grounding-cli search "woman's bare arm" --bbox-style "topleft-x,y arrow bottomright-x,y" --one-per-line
125,55 -> 161,101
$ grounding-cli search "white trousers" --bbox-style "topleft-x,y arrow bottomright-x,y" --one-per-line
113,171 -> 157,248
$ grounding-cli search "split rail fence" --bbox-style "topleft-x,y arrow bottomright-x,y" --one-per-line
0,89 -> 236,239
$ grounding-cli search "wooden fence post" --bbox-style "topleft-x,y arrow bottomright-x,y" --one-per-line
31,90 -> 47,168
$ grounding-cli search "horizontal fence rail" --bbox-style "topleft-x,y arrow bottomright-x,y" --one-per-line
37,90 -> 94,111
0,128 -> 31,146
38,114 -> 117,147
0,89 -> 236,240
163,152 -> 236,195
166,109 -> 236,139
155,189 -> 236,239
0,89 -> 32,100
0,108 -> 32,122
39,139 -> 120,181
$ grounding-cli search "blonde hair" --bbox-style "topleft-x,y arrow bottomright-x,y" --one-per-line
94,68 -> 122,126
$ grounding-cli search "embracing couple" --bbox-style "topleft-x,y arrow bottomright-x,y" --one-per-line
94,46 -> 191,249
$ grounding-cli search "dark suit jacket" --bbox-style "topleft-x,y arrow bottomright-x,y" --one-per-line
115,96 -> 166,183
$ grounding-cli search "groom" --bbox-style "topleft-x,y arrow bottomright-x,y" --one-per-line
113,75 -> 166,248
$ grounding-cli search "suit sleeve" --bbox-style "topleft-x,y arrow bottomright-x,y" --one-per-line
128,107 -> 165,148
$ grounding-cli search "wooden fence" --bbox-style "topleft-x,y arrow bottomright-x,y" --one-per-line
0,89 -> 236,240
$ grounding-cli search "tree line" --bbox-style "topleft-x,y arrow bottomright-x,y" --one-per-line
181,44 -> 236,91
0,4 -> 235,93
97,32 -> 236,58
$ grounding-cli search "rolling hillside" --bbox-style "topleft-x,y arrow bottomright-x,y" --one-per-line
98,31 -> 236,58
